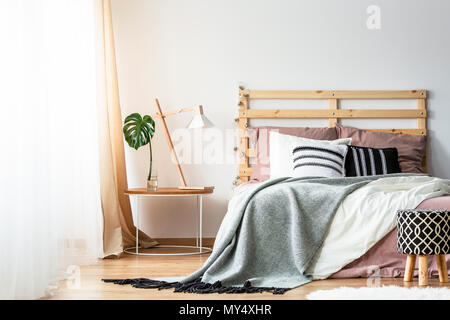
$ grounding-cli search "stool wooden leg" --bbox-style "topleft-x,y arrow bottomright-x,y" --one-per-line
418,255 -> 428,286
436,254 -> 448,283
404,254 -> 416,282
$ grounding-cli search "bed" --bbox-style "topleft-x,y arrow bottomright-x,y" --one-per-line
105,88 -> 450,293
236,87 -> 450,280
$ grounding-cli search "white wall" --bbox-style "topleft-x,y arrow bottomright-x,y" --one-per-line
111,0 -> 450,238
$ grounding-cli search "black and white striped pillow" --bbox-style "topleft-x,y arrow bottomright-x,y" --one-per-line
292,143 -> 348,178
345,146 -> 401,176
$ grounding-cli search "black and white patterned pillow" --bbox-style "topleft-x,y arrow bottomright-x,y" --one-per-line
292,142 -> 348,178
345,146 -> 401,177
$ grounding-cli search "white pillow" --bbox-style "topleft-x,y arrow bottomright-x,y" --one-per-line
269,131 -> 351,179
291,141 -> 348,178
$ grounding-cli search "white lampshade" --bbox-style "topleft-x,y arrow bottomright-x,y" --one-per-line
186,106 -> 214,129
187,113 -> 214,129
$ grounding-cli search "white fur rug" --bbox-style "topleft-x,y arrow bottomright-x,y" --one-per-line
306,285 -> 450,300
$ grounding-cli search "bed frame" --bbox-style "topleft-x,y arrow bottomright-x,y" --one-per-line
237,88 -> 427,183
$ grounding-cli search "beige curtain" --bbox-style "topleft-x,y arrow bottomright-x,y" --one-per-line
95,0 -> 158,257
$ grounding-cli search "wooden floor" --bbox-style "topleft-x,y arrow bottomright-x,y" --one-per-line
48,248 -> 449,300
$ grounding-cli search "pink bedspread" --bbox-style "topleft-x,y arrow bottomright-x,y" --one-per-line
331,196 -> 450,278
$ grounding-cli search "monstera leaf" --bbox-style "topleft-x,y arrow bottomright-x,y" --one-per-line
123,113 -> 155,150
123,113 -> 156,180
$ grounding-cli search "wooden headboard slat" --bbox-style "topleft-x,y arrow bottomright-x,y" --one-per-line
237,88 -> 427,183
243,89 -> 426,100
239,109 -> 425,119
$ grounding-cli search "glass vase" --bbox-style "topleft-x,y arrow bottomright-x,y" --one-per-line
147,171 -> 158,191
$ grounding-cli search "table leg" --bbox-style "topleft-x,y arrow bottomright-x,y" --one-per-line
136,196 -> 139,254
199,195 -> 203,253
196,195 -> 199,247
418,255 -> 428,286
404,254 -> 416,282
436,254 -> 448,283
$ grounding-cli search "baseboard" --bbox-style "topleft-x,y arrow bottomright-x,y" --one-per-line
154,237 -> 215,247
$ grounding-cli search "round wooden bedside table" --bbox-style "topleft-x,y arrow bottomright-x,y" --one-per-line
125,187 -> 214,256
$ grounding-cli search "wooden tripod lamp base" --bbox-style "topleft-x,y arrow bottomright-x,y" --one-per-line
153,98 -> 215,191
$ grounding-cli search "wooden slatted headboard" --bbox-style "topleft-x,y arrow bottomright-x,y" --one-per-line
237,88 -> 427,183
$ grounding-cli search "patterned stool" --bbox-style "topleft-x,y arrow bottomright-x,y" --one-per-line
397,209 -> 449,286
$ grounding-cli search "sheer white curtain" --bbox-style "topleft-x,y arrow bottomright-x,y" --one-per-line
0,0 -> 103,299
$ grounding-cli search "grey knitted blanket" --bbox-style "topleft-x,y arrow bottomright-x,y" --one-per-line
104,175 -> 412,294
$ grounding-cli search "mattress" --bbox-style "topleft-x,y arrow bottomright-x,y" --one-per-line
331,195 -> 450,278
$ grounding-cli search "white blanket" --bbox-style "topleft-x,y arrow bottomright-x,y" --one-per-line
307,175 -> 450,279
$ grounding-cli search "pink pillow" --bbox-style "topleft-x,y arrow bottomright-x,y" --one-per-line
248,126 -> 338,181
335,123 -> 426,173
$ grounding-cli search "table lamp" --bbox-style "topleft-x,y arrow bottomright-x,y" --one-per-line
152,98 -> 215,190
